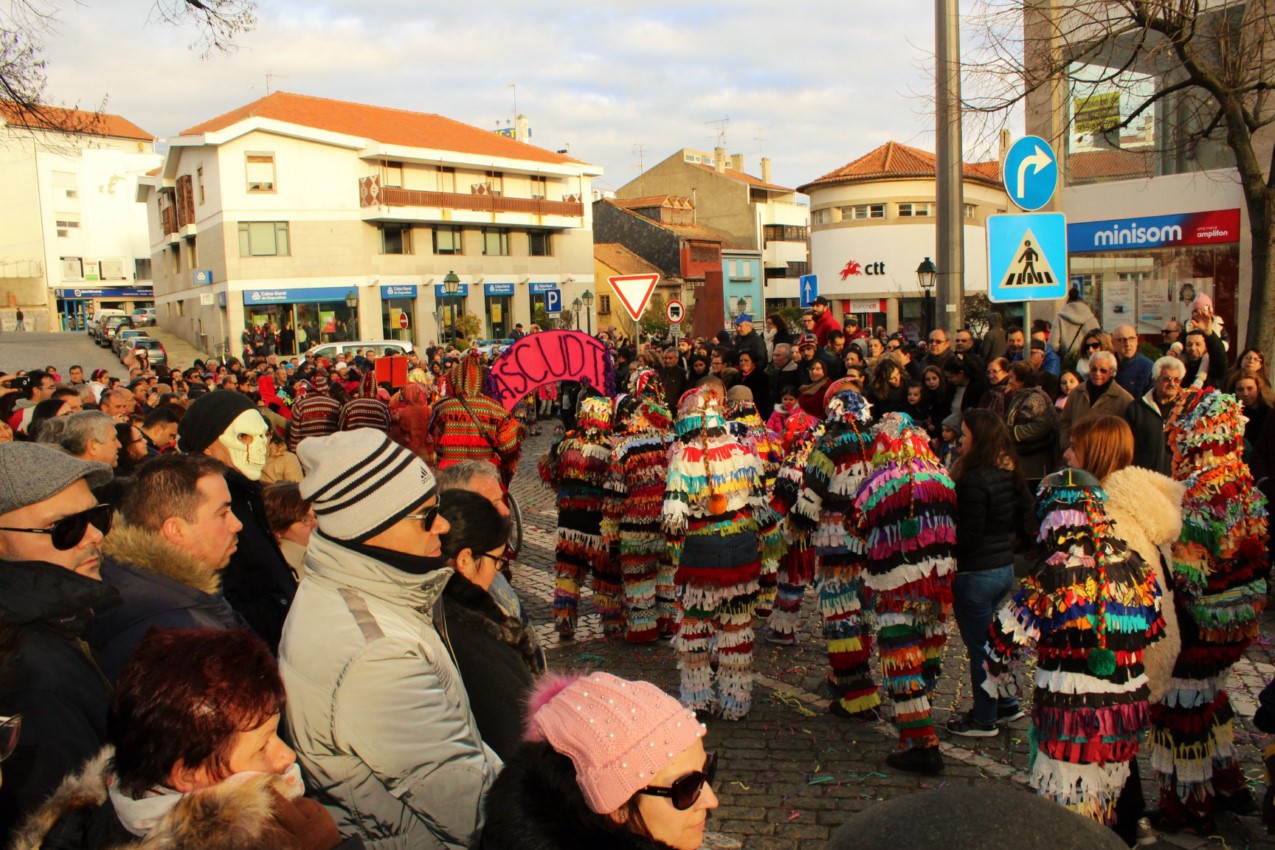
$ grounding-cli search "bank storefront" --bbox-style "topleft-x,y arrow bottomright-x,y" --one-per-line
244,286 -> 360,356
380,284 -> 418,346
1066,209 -> 1240,337
55,285 -> 154,332
484,283 -> 514,338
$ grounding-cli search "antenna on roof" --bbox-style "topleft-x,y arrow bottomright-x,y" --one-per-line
508,83 -> 517,122
754,125 -> 770,156
632,143 -> 647,194
264,71 -> 288,95
706,117 -> 730,149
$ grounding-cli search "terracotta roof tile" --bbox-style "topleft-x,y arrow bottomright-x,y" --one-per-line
1067,148 -> 1154,183
798,141 -> 1001,192
594,243 -> 664,277
181,92 -> 580,165
611,195 -> 693,209
692,163 -> 792,192
0,101 -> 153,141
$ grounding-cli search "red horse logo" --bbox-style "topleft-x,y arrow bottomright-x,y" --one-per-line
839,260 -> 862,280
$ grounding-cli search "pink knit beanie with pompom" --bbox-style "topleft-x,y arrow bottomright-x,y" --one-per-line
524,672 -> 705,814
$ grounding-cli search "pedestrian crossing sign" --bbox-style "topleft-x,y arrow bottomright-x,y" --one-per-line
986,212 -> 1068,303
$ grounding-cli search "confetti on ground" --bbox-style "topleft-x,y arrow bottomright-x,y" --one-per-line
575,653 -> 604,662
787,810 -> 801,821
731,781 -> 751,791
807,775 -> 834,785
770,691 -> 818,717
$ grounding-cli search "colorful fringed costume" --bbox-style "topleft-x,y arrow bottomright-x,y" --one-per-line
603,374 -> 676,643
1149,389 -> 1269,826
663,388 -> 767,720
789,389 -> 879,717
726,387 -> 786,619
429,355 -> 523,482
538,394 -> 621,638
985,468 -> 1164,825
854,412 -> 956,751
765,411 -> 825,642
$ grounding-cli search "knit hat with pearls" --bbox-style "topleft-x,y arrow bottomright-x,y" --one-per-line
524,672 -> 706,814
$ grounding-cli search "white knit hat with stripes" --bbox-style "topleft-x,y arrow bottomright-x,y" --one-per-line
298,429 -> 437,542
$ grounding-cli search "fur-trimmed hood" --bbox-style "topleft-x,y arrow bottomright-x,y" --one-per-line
102,522 -> 222,596
9,747 -> 308,850
1102,465 -> 1184,703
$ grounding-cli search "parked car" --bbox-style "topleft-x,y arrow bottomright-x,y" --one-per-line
124,336 -> 167,367
304,340 -> 415,362
114,328 -> 146,357
131,307 -> 156,327
99,316 -> 133,347
88,308 -> 126,339
473,338 -> 516,358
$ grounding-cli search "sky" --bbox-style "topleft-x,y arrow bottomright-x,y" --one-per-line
37,0 -> 1015,193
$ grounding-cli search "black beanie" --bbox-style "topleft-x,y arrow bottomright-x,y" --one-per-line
177,390 -> 259,454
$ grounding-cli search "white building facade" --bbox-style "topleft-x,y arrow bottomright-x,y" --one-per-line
138,92 -> 602,356
0,105 -> 159,332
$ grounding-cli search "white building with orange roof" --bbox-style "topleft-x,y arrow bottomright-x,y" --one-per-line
137,92 -> 602,355
0,103 -> 159,332
799,142 -> 1010,336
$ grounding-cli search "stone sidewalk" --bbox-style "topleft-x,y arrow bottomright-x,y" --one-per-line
507,426 -> 1275,849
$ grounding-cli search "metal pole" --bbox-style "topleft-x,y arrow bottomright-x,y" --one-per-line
935,0 -> 964,333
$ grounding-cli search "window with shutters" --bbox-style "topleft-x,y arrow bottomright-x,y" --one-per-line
238,222 -> 290,256
433,225 -> 462,255
482,227 -> 509,256
528,230 -> 552,256
245,153 -> 276,193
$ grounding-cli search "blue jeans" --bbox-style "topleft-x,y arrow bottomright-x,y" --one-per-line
952,565 -> 1018,725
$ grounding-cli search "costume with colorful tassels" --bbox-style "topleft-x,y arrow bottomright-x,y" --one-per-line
538,393 -> 621,638
765,411 -> 825,641
726,391 -> 786,620
663,387 -> 767,720
984,468 -> 1164,826
855,412 -> 957,751
789,389 -> 879,716
1149,389 -> 1269,826
429,355 -> 523,482
603,374 -> 677,643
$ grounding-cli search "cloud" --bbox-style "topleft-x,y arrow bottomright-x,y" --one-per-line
36,0 -> 1010,191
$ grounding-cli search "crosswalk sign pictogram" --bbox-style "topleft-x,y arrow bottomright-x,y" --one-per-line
987,213 -> 1068,303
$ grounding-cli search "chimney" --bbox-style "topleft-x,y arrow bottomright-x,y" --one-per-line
714,147 -> 726,173
515,114 -> 530,143
760,157 -> 772,184
998,129 -> 1012,163
731,153 -> 744,171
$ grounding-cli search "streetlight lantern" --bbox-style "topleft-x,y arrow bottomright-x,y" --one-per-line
916,257 -> 938,337
572,297 -> 583,331
443,270 -> 461,343
581,289 -> 594,335
736,296 -> 748,317
344,290 -> 358,309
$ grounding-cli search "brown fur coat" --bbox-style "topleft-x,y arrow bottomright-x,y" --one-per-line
1102,465 -> 1184,703
9,748 -> 344,850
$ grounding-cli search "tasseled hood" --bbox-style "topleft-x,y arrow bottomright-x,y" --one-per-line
1168,388 -> 1246,477
575,393 -> 614,442
450,354 -> 487,398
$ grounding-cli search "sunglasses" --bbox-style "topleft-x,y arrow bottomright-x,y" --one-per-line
406,497 -> 442,531
1162,328 -> 1178,334
0,503 -> 113,550
638,752 -> 717,810
1084,343 -> 1101,350
0,715 -> 19,762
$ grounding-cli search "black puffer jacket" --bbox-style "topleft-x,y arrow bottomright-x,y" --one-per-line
0,561 -> 118,843
221,468 -> 296,654
953,467 -> 1034,572
1124,391 -> 1174,477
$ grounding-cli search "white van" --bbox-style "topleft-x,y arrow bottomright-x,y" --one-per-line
304,340 -> 415,361
88,308 -> 126,338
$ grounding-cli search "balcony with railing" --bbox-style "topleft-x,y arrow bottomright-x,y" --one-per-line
358,175 -> 584,223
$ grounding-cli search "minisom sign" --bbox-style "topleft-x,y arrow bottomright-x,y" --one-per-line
1068,209 -> 1240,252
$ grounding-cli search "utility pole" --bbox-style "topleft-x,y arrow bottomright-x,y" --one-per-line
935,0 -> 964,333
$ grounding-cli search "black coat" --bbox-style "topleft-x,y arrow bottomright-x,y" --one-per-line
442,575 -> 538,761
221,468 -> 297,654
739,367 -> 771,418
0,561 -> 118,842
953,467 -> 1034,572
1123,394 -> 1174,477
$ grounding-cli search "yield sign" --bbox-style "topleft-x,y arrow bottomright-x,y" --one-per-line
608,273 -> 660,321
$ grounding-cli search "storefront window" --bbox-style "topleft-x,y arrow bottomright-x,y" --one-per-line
245,300 -> 358,356
485,295 -> 511,338
381,298 -> 416,344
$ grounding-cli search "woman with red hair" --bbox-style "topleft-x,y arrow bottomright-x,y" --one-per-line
10,628 -> 354,849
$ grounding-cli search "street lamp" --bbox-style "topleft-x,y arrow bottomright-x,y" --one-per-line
443,270 -> 460,344
344,290 -> 358,342
581,289 -> 594,335
736,296 -> 748,317
916,257 -> 937,337
572,297 -> 583,331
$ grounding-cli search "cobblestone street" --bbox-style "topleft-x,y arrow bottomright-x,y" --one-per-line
507,426 -> 1275,850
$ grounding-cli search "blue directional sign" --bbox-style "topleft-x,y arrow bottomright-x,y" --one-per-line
799,274 -> 818,308
544,288 -> 562,314
1002,135 -> 1058,212
987,213 -> 1068,303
